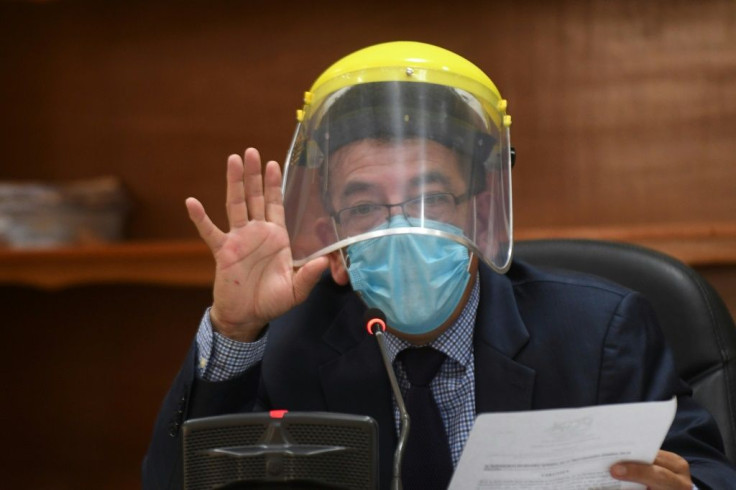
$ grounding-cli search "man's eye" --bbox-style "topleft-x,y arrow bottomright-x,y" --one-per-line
348,204 -> 380,217
423,194 -> 452,206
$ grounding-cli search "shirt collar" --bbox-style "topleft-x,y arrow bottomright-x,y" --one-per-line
383,275 -> 479,368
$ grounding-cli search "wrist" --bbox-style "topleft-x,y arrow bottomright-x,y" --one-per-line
209,307 -> 266,343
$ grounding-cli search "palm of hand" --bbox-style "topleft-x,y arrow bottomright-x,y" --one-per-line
211,219 -> 296,331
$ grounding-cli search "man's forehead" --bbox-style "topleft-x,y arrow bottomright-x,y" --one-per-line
327,138 -> 462,187
337,170 -> 454,200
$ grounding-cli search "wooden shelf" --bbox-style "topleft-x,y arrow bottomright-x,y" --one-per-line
1,222 -> 734,289
0,239 -> 213,289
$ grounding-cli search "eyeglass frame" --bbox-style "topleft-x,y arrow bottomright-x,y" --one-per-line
331,191 -> 471,237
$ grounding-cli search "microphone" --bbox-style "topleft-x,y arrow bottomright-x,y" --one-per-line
364,308 -> 410,490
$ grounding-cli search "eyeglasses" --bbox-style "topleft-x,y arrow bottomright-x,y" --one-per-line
333,192 -> 469,236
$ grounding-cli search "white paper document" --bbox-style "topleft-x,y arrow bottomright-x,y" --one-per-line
449,397 -> 677,490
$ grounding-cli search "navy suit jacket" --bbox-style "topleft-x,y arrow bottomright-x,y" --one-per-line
143,261 -> 736,489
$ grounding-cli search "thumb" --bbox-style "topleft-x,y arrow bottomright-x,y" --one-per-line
292,256 -> 330,303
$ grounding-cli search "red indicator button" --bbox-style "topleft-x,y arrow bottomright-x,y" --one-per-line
270,409 -> 288,419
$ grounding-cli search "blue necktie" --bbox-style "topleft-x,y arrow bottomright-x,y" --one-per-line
399,346 -> 453,489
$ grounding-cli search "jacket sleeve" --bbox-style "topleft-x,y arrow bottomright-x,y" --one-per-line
141,340 -> 264,490
598,291 -> 736,489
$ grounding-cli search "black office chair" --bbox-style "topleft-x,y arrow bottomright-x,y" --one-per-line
514,238 -> 736,464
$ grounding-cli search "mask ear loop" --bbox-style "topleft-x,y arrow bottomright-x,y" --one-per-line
471,193 -> 478,242
331,217 -> 351,270
466,196 -> 477,274
466,251 -> 476,272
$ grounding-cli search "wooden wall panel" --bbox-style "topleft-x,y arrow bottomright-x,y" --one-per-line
2,0 -> 734,239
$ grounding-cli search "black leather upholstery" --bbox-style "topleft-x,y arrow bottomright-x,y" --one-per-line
514,239 -> 736,464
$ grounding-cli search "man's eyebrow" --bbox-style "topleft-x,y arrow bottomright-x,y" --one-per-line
408,171 -> 453,189
339,181 -> 377,200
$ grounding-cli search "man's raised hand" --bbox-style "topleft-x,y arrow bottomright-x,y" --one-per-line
186,148 -> 329,342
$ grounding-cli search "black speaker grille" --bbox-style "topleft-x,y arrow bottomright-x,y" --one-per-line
183,415 -> 376,490
286,422 -> 370,448
185,424 -> 269,488
285,422 -> 372,487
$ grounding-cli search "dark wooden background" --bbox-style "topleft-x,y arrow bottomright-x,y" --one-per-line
1,0 -> 735,487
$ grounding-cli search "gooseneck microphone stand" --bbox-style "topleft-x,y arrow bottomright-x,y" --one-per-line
365,308 -> 410,490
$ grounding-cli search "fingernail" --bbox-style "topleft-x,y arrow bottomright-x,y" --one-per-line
611,464 -> 627,477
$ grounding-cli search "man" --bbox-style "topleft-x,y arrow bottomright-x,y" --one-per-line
143,42 -> 736,489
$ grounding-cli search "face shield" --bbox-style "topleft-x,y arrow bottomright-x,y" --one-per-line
282,74 -> 513,274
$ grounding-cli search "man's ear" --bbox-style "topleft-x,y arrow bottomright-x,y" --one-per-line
315,216 -> 337,247
472,189 -> 491,251
327,250 -> 350,285
314,216 -> 349,285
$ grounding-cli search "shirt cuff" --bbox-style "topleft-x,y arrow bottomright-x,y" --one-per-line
195,308 -> 268,382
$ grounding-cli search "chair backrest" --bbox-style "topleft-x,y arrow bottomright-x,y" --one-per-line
514,238 -> 736,463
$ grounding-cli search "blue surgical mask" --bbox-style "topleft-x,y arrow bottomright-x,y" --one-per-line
346,216 -> 472,336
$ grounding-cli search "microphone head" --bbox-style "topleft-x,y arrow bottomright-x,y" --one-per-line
363,308 -> 387,335
364,308 -> 386,323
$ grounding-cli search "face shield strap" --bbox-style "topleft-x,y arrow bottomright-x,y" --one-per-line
316,111 -> 494,158
312,82 -> 495,168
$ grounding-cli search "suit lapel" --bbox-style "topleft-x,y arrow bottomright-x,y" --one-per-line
474,266 -> 537,412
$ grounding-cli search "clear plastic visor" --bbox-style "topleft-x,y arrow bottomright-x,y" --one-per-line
282,81 -> 513,273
